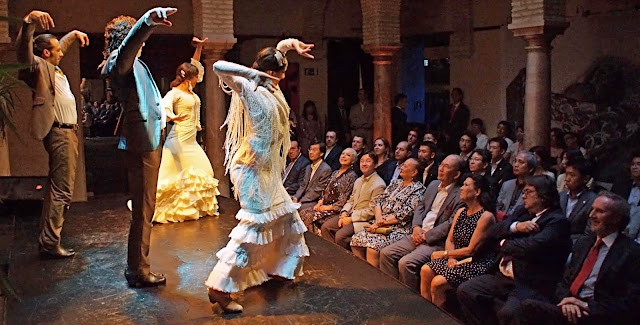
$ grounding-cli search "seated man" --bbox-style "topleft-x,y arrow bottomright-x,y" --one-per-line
612,150 -> 640,243
283,139 -> 310,196
321,152 -> 386,250
560,158 -> 598,242
293,142 -> 332,209
381,141 -> 411,185
514,193 -> 640,325
379,154 -> 465,292
496,151 -> 537,215
487,137 -> 514,189
323,130 -> 343,171
418,141 -> 439,187
458,131 -> 477,162
407,128 -> 420,158
457,175 -> 572,325
350,134 -> 366,176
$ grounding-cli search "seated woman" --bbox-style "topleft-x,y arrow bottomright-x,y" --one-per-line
299,148 -> 358,235
350,158 -> 426,267
373,137 -> 393,176
420,174 -> 496,307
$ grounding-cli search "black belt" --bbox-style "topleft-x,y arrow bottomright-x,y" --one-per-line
52,122 -> 78,130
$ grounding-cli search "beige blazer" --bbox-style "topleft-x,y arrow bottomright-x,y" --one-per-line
349,102 -> 373,130
342,171 -> 386,233
17,21 -> 78,140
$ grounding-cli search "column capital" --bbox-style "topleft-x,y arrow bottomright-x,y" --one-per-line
362,44 -> 401,64
509,22 -> 569,42
201,38 -> 237,62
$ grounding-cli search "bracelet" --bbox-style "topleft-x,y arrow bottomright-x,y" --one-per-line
444,250 -> 448,258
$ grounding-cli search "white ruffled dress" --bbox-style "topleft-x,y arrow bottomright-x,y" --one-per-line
153,59 -> 220,223
205,61 -> 309,293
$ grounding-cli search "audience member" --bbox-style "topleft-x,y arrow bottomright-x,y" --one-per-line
513,193 -> 640,325
350,89 -> 373,146
487,137 -> 514,189
299,148 -> 358,235
457,175 -> 571,325
327,96 -> 351,147
560,158 -> 598,242
292,143 -> 332,209
612,151 -> 640,243
550,127 -> 566,171
467,149 -> 490,177
283,139 -> 311,195
530,145 -> 555,180
564,132 -> 587,157
382,141 -> 411,185
392,93 -> 408,146
509,125 -> 525,165
458,131 -> 477,161
418,141 -> 439,187
440,88 -> 470,155
420,174 -> 497,307
350,158 -> 426,267
351,135 -> 366,176
424,131 -> 446,163
496,121 -> 515,162
373,137 -> 393,178
298,100 -> 322,156
324,130 -> 343,171
556,149 -> 587,193
407,128 -> 420,158
379,155 -> 465,292
322,152 -> 386,250
470,118 -> 488,150
496,151 -> 537,215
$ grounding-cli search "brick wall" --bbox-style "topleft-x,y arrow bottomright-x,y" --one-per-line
360,0 -> 401,46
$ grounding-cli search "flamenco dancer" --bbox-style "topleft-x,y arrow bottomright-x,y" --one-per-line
205,39 -> 314,312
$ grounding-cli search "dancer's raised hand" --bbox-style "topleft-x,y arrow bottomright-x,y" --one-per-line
73,30 -> 89,47
147,7 -> 178,27
192,37 -> 208,47
26,10 -> 55,30
250,70 -> 280,93
293,40 -> 314,59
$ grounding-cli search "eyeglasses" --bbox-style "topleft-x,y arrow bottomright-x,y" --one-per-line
522,189 -> 536,196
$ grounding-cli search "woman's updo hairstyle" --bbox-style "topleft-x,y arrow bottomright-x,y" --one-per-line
252,47 -> 287,73
170,62 -> 199,88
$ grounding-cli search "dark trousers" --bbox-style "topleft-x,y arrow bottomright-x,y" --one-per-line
320,215 -> 355,250
39,127 -> 78,249
123,144 -> 161,275
456,273 -> 550,325
513,299 -> 567,325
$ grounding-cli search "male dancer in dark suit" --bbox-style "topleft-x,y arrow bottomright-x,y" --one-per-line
101,7 -> 177,287
17,10 -> 89,258
514,193 -> 640,325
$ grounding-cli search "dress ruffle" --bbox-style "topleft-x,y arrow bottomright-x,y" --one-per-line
205,209 -> 309,293
154,167 -> 220,223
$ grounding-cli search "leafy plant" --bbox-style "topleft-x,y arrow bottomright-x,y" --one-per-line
0,63 -> 27,139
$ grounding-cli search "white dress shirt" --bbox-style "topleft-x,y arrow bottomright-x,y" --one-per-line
578,232 -> 618,299
309,159 -> 322,181
53,67 -> 78,124
422,183 -> 453,231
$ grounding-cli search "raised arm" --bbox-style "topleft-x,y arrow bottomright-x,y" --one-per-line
17,10 -> 56,66
102,7 -> 176,77
212,60 -> 278,93
276,38 -> 314,59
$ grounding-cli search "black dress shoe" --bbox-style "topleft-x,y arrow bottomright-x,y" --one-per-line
125,271 -> 166,288
39,245 -> 76,259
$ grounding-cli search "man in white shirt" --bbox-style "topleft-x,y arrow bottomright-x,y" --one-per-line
293,143 -> 332,209
17,10 -> 89,259
379,154 -> 466,292
470,118 -> 488,150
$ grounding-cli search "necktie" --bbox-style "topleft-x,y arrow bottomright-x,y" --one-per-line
569,239 -> 604,297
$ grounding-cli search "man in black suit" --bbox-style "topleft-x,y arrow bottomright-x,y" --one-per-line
559,159 -> 598,242
327,96 -> 350,148
487,137 -> 514,190
457,175 -> 572,325
323,130 -> 343,171
381,141 -> 411,185
417,141 -> 438,187
513,192 -> 640,325
440,87 -> 470,154
283,139 -> 310,196
611,151 -> 640,243
392,93 -> 408,147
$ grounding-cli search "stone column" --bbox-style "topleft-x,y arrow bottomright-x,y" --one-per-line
202,44 -> 234,198
364,45 -> 401,142
193,0 -> 236,198
509,0 -> 568,148
360,0 -> 401,144
0,0 -> 11,176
